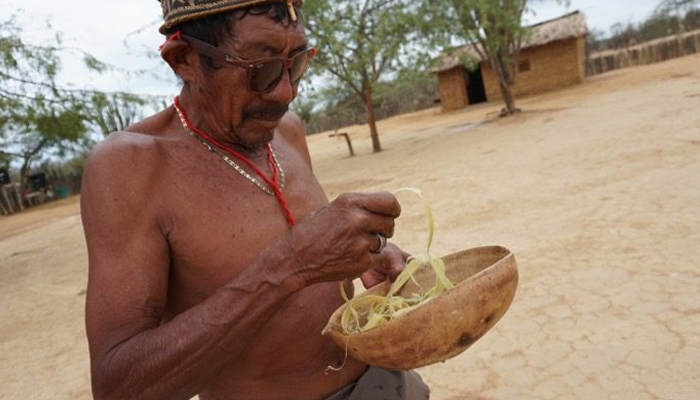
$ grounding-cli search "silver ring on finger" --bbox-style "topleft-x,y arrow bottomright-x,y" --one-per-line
371,233 -> 387,254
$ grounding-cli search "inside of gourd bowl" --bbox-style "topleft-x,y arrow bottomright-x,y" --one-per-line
322,245 -> 518,371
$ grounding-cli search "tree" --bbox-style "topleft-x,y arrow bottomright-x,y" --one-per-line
636,13 -> 675,42
304,0 -> 431,152
439,1 -> 531,116
655,0 -> 700,55
459,1 -> 529,115
587,2 -> 700,55
426,0 -> 567,117
89,92 -> 149,136
683,8 -> 700,30
0,17 -> 91,192
0,109 -> 87,195
609,22 -> 639,48
656,0 -> 700,33
0,15 -> 150,193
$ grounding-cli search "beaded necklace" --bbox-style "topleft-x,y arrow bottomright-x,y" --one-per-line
173,96 -> 295,226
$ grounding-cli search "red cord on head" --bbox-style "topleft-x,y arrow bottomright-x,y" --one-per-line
159,31 -> 183,51
173,96 -> 296,227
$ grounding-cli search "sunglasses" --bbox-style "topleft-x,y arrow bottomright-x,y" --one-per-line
181,34 -> 316,93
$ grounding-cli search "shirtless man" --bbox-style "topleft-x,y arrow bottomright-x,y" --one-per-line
80,1 -> 429,399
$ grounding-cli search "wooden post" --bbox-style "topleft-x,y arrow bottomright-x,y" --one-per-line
329,131 -> 355,157
12,183 -> 24,211
1,185 -> 15,214
0,197 -> 8,216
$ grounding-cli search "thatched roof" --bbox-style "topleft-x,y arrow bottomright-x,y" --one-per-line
432,11 -> 588,73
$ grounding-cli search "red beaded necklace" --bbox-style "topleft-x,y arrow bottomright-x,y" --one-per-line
173,96 -> 296,226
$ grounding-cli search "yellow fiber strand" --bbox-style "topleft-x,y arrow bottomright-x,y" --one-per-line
338,188 -> 455,334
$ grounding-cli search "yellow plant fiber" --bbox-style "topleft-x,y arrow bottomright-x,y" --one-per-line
339,188 -> 455,334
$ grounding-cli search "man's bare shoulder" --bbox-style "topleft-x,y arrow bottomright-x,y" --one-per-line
84,132 -> 159,182
81,111 -> 180,236
277,111 -> 313,166
278,111 -> 304,135
85,108 -> 177,171
123,107 -> 176,137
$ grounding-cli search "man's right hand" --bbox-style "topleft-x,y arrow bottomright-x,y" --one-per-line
281,191 -> 402,287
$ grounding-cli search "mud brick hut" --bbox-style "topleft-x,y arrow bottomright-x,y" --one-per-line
433,11 -> 588,111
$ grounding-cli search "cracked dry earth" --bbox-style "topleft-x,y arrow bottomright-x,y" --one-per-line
2,53 -> 700,399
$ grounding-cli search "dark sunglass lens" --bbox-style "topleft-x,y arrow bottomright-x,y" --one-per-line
253,60 -> 284,92
290,52 -> 310,83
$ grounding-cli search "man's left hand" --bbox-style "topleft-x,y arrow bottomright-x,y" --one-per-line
360,243 -> 409,289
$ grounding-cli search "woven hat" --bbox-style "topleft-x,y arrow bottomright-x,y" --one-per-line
158,0 -> 304,34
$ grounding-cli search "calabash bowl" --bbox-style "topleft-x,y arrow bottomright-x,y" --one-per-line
322,245 -> 518,370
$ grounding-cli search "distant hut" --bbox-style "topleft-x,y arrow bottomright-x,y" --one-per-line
432,11 -> 588,111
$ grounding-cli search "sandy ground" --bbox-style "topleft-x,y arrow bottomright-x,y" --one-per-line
1,53 -> 699,399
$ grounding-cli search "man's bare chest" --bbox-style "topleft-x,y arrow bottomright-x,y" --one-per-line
154,146 -> 328,309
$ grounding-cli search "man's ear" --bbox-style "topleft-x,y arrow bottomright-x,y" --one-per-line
160,35 -> 199,83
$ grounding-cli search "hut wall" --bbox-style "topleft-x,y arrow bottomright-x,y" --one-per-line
481,36 -> 585,102
437,67 -> 469,111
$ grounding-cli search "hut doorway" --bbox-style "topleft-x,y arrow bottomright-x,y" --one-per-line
465,67 -> 487,104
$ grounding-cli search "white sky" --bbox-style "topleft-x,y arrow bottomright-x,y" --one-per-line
2,0 -> 663,97
523,0 -> 662,32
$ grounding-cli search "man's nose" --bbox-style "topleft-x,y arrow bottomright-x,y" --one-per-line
262,69 -> 295,105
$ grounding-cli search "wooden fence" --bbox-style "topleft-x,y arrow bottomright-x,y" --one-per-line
586,30 -> 700,76
0,169 -> 81,216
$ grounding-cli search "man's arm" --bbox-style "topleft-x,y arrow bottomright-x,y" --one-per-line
81,135 -> 308,400
82,133 -> 401,400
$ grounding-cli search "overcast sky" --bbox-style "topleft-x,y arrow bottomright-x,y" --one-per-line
3,0 -> 663,97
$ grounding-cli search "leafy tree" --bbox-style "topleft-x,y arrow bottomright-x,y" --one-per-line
372,69 -> 438,118
89,92 -> 150,136
609,22 -> 639,48
587,1 -> 700,52
656,0 -> 700,33
0,108 -> 88,194
425,0 -> 567,117
452,0 -> 530,115
585,28 -> 607,53
0,15 -> 150,193
683,8 -> 700,29
655,0 -> 700,55
0,16 -> 90,191
636,13 -> 676,42
295,67 -> 438,135
304,0 -> 431,152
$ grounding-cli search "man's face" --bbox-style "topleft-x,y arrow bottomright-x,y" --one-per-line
192,12 -> 309,148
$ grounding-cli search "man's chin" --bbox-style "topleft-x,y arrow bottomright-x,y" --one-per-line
238,124 -> 277,148
249,117 -> 282,130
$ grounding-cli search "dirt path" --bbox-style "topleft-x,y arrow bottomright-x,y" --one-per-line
0,196 -> 91,398
2,53 -> 699,399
